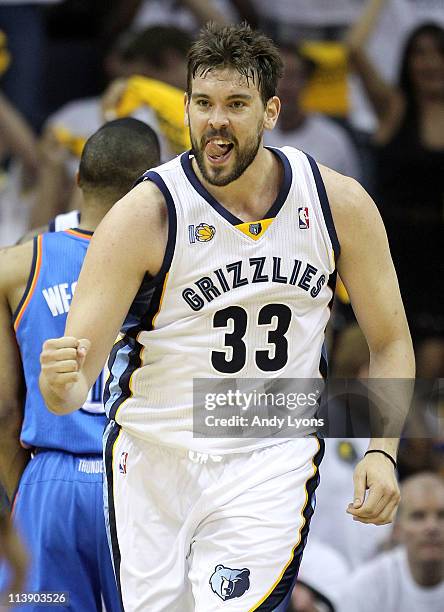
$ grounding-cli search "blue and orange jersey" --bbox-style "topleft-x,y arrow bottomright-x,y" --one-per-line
13,230 -> 107,454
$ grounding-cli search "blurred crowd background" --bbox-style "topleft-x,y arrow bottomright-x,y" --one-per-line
0,1 -> 443,610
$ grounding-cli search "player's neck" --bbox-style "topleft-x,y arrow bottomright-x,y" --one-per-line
78,196 -> 113,232
195,146 -> 283,221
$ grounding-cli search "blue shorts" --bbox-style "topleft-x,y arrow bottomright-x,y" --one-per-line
0,450 -> 121,611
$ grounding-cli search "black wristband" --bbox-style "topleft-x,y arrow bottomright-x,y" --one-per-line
364,450 -> 397,470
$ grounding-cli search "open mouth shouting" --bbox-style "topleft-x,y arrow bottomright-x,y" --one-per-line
205,138 -> 235,164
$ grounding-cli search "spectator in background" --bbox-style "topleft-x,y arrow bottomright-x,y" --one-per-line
252,0 -> 364,42
347,0 -> 444,132
338,472 -> 444,612
122,0 -> 258,35
288,538 -> 349,611
30,25 -> 192,231
264,44 -> 362,180
0,91 -> 39,246
0,0 -> 63,130
346,0 -> 444,374
116,24 -> 191,92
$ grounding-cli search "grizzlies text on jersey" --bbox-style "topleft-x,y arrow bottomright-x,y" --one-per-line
105,147 -> 339,452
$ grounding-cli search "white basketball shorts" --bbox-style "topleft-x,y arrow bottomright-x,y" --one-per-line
103,422 -> 323,612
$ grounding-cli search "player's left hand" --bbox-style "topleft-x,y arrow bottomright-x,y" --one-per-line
346,453 -> 400,525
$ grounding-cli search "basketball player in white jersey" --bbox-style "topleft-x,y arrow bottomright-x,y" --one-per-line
40,23 -> 414,611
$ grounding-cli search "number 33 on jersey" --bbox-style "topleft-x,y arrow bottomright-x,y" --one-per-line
105,147 -> 338,451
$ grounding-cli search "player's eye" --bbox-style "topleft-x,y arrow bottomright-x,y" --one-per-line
230,101 -> 245,109
196,99 -> 210,108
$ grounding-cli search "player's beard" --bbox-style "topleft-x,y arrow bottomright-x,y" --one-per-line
190,120 -> 263,187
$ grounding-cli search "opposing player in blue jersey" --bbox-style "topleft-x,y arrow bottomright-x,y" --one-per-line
0,118 -> 160,610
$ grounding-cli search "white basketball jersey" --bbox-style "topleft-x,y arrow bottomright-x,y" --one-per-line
105,147 -> 339,452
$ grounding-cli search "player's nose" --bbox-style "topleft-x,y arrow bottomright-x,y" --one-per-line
208,105 -> 229,129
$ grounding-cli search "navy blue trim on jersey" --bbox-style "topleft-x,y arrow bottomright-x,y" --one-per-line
305,154 -> 340,262
104,423 -> 125,611
104,170 -> 178,422
103,338 -> 128,407
319,343 -> 328,379
180,148 -> 292,226
12,236 -> 38,325
255,438 -> 325,611
48,219 -> 56,232
133,171 -> 177,286
327,270 -> 337,310
107,335 -> 143,422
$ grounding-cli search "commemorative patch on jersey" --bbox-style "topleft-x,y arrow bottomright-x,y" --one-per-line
188,223 -> 216,243
209,565 -> 250,601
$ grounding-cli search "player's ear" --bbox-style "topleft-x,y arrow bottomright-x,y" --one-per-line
75,170 -> 80,186
184,92 -> 190,127
263,96 -> 280,131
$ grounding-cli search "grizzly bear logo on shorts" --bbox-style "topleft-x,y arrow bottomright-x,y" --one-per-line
209,564 -> 250,601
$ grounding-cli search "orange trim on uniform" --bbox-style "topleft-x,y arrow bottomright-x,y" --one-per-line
247,438 -> 321,612
64,229 -> 92,240
11,490 -> 19,518
14,235 -> 43,332
151,272 -> 169,329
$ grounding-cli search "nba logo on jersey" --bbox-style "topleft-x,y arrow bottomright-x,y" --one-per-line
119,452 -> 128,474
298,207 -> 310,229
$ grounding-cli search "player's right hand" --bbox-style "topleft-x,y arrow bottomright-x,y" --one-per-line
39,336 -> 91,393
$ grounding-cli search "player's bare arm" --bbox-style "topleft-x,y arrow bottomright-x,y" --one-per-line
323,166 -> 415,525
0,244 -> 34,499
39,180 -> 168,414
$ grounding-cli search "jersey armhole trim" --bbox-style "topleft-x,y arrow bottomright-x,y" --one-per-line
305,153 -> 340,262
137,170 -> 177,288
13,234 -> 43,331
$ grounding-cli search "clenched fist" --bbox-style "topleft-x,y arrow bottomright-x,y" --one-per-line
39,336 -> 91,414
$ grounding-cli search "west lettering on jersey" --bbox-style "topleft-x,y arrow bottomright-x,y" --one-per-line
182,257 -> 326,312
42,281 -> 77,316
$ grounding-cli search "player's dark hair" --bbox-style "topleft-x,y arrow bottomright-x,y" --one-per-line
187,22 -> 284,106
78,118 -> 160,200
122,25 -> 192,66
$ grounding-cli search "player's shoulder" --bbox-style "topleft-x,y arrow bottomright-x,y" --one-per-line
319,164 -> 379,231
0,240 -> 34,295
